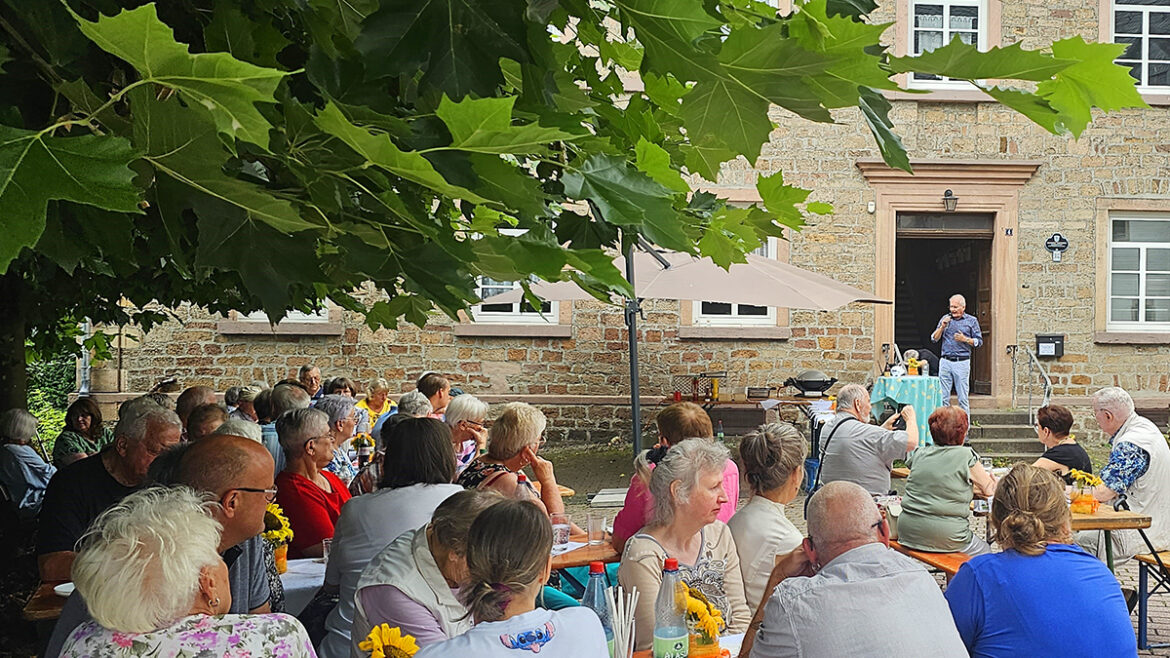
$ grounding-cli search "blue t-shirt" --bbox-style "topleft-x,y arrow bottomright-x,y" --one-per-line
945,544 -> 1137,657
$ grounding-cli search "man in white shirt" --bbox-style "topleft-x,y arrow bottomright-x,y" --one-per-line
744,481 -> 966,658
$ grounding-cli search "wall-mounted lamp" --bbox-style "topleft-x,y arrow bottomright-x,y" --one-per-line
942,189 -> 959,213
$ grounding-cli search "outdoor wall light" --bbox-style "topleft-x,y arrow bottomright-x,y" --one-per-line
942,189 -> 959,213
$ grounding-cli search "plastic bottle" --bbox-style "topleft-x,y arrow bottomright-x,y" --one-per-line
716,420 -> 725,440
581,561 -> 615,655
354,433 -> 374,467
514,473 -> 536,501
653,558 -> 688,658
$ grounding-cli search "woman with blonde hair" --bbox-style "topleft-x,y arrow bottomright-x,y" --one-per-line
456,402 -> 566,517
612,402 -> 739,552
415,499 -> 607,657
727,422 -> 807,611
356,377 -> 396,427
58,486 -> 314,657
945,464 -> 1135,656
619,439 -> 751,651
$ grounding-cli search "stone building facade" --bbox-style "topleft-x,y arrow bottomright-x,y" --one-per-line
91,0 -> 1170,444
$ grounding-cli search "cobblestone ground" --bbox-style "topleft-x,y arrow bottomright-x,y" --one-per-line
566,489 -> 1170,656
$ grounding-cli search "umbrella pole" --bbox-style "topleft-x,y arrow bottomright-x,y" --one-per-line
625,243 -> 642,455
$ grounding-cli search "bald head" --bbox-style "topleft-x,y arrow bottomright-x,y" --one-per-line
176,434 -> 273,497
807,481 -> 883,552
176,386 -> 216,425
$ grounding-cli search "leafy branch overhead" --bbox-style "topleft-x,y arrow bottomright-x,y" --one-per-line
0,0 -> 1146,358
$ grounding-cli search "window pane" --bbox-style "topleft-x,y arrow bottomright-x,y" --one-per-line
958,31 -> 977,46
1153,12 -> 1170,35
1147,298 -> 1170,322
915,30 -> 944,54
1149,274 -> 1170,296
1119,61 -> 1143,83
737,304 -> 768,316
1124,220 -> 1170,242
950,6 -> 978,30
1117,36 -> 1144,60
1122,0 -> 1170,5
1115,11 -> 1142,34
914,5 -> 943,29
1113,298 -> 1140,322
1149,248 -> 1170,271
481,303 -> 513,313
913,71 -> 943,81
1113,247 -> 1140,270
1151,62 -> 1170,85
702,302 -> 732,315
1113,272 -> 1141,296
1151,38 -> 1170,59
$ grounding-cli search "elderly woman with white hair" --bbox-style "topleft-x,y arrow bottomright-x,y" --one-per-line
457,402 -> 566,517
620,438 -> 751,651
315,394 -> 360,486
0,408 -> 55,517
58,486 -> 314,658
444,394 -> 489,473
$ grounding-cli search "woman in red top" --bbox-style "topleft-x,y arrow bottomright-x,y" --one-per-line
274,407 -> 352,558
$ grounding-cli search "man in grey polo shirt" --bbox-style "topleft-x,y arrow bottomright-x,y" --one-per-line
818,384 -> 918,495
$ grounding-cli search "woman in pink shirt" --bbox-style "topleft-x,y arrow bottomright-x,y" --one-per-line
612,402 -> 739,553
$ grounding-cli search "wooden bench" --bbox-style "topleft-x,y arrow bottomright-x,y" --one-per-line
889,540 -> 971,581
1137,405 -> 1170,433
1134,552 -> 1170,649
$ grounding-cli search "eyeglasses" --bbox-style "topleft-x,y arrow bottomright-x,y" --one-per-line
465,419 -> 492,430
233,487 -> 278,502
304,433 -> 333,450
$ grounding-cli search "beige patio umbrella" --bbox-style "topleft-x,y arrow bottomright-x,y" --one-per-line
481,250 -> 890,309
480,248 -> 890,452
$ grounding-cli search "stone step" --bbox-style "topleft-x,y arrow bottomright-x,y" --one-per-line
968,423 -> 1039,439
969,410 -> 1032,425
966,436 -> 1045,456
969,452 -> 1045,463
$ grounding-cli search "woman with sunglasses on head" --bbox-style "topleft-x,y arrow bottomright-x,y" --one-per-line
457,402 -> 565,518
1031,404 -> 1092,483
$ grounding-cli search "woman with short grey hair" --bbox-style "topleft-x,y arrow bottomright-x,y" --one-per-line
0,408 -> 54,517
619,439 -> 750,650
275,407 -> 352,559
727,423 -> 808,610
315,394 -> 359,485
445,394 -> 490,473
58,486 -> 314,657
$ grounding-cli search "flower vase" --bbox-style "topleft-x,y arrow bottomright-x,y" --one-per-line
274,543 -> 289,574
1070,486 -> 1098,515
688,632 -> 721,658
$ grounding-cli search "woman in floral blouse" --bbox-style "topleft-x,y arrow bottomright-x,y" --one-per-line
59,486 -> 316,658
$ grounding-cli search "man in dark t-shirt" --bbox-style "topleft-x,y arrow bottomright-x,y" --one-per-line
37,405 -> 182,581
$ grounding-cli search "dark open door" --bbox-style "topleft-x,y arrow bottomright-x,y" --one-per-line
972,240 -> 993,395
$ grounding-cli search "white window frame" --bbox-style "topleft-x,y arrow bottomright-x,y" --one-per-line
1112,0 -> 1170,91
470,228 -> 561,324
906,0 -> 987,89
239,309 -> 329,323
692,237 -> 780,327
1107,213 -> 1170,332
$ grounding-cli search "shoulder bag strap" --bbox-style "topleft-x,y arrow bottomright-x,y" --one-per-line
804,416 -> 860,518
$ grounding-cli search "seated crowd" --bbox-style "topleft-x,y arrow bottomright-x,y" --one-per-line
3,368 -> 1161,658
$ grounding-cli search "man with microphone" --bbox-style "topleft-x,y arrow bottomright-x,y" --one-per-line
930,294 -> 982,416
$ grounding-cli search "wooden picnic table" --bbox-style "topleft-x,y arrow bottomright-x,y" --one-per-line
551,538 -> 620,570
1071,506 -> 1151,572
891,466 -> 910,479
22,580 -> 68,622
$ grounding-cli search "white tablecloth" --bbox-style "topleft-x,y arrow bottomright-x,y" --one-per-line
281,558 -> 326,616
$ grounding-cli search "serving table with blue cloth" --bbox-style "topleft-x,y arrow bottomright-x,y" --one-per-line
870,376 -> 940,445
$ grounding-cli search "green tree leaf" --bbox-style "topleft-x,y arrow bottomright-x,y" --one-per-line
718,23 -> 834,121
857,86 -> 911,173
681,80 -> 773,166
0,126 -> 141,273
435,95 -> 579,154
75,3 -> 288,148
1036,37 -> 1147,137
635,138 -> 690,193
562,154 -> 692,251
756,170 -> 811,229
204,0 -> 290,68
614,0 -> 723,81
890,38 -> 1074,81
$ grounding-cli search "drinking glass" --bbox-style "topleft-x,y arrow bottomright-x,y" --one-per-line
322,538 -> 333,564
587,512 -> 606,546
550,513 -> 571,552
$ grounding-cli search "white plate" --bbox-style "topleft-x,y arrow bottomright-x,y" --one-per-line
54,582 -> 75,597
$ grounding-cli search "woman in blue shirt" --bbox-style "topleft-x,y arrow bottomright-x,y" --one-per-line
0,408 -> 55,517
945,464 -> 1136,657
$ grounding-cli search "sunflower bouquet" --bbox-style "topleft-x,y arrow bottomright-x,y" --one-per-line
263,502 -> 293,572
360,624 -> 419,658
684,585 -> 725,657
1068,469 -> 1102,514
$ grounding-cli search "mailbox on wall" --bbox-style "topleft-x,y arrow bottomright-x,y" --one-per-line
1036,334 -> 1064,358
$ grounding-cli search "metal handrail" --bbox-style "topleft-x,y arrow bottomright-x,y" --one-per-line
1023,345 -> 1053,425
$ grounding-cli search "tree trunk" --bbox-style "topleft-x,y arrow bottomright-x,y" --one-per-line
0,272 -> 28,410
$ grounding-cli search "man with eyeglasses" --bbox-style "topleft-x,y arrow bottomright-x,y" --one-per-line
44,435 -> 279,657
741,481 -> 965,658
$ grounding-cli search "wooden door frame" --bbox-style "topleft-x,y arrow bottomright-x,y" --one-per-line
857,159 -> 1041,406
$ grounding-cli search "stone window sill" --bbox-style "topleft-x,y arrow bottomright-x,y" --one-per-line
453,323 -> 572,338
1094,331 -> 1170,345
884,89 -> 1170,107
679,326 -> 791,340
216,321 -> 343,336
